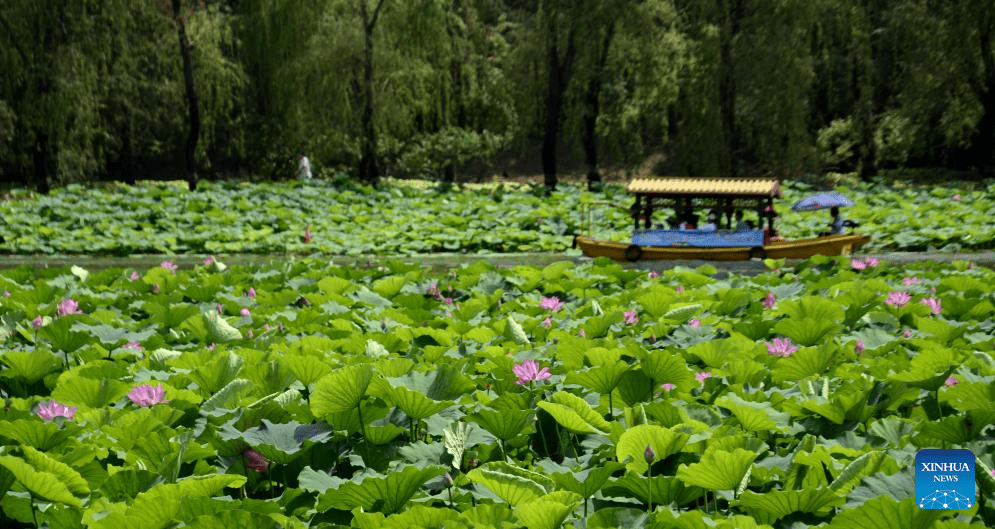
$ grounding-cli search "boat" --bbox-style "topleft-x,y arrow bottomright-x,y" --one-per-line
574,177 -> 871,262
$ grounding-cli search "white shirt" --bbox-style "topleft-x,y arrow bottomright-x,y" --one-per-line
297,156 -> 312,179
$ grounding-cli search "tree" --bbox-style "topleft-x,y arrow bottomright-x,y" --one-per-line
157,0 -> 202,190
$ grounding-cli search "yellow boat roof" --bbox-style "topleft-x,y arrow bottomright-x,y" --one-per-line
627,177 -> 781,198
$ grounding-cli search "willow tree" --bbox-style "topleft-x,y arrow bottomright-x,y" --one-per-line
0,1 -> 104,192
566,0 -> 686,187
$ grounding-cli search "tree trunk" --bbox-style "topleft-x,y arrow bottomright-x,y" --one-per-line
542,22 -> 576,192
718,0 -> 743,177
970,21 -> 995,177
33,133 -> 53,195
173,0 -> 200,191
358,0 -> 386,187
581,21 -> 615,191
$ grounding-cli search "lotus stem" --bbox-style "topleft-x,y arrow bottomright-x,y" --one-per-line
646,464 -> 653,514
607,392 -> 614,421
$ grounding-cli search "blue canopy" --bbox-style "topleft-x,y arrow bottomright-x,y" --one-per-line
791,192 -> 853,212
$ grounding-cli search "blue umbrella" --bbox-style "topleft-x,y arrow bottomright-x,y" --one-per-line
791,192 -> 853,212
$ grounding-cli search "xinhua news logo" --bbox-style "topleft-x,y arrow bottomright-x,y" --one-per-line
915,448 -> 975,510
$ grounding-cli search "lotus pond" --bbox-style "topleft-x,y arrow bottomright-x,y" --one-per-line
1,255 -> 994,528
1,178 -> 993,256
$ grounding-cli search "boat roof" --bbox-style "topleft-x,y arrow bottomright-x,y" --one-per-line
627,177 -> 782,199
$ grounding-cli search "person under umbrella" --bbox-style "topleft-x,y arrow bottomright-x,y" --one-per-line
829,207 -> 845,234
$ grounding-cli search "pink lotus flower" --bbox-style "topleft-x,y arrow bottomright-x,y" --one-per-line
920,297 -> 942,316
762,292 -> 776,309
427,283 -> 442,300
624,309 -> 638,325
689,319 -> 701,328
885,291 -> 911,308
944,376 -> 959,388
952,194 -> 961,201
649,270 -> 658,279
644,446 -> 655,464
36,400 -> 77,421
127,384 -> 169,407
542,316 -> 552,329
247,329 -> 254,339
129,271 -> 140,281
151,283 -> 160,294
247,287 -> 256,299
32,315 -> 44,330
850,258 -> 867,271
122,341 -> 142,350
539,296 -> 564,311
240,308 -> 251,317
902,276 -> 920,286
660,383 -> 675,392
512,359 -> 551,385
577,328 -> 586,337
56,299 -> 82,316
903,329 -> 912,339
160,260 -> 178,272
216,303 -> 223,315
675,285 -> 685,294
204,255 -> 215,266
243,448 -> 269,473
207,343 -> 216,351
766,337 -> 798,358
303,225 -> 313,244
695,371 -> 712,384
854,340 -> 865,354
2,291 -> 8,297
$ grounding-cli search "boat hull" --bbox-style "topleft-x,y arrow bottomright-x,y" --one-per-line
574,233 -> 872,262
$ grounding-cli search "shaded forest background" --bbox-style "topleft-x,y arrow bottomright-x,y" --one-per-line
0,0 -> 993,192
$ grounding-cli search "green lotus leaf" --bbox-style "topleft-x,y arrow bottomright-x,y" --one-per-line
353,504 -> 459,529
584,310 -> 622,339
775,295 -> 845,322
737,488 -> 843,524
88,474 -> 248,529
941,380 -> 995,413
51,374 -> 130,409
513,491 -> 582,529
467,407 -> 534,441
467,461 -> 554,506
443,422 -> 471,470
99,468 -> 158,502
663,303 -> 703,321
203,310 -> 242,343
315,465 -> 447,515
551,461 -> 623,499
772,318 -> 841,347
771,344 -> 838,383
283,354 -> 334,388
916,415 -> 975,444
888,346 -> 958,390
566,361 -> 629,395
914,316 -> 964,345
828,496 -> 941,529
586,508 -> 648,529
828,451 -> 889,495
371,276 -> 405,299
37,316 -> 90,352
0,350 -> 62,383
715,394 -> 789,433
0,419 -> 73,451
677,447 -> 757,491
537,391 -> 611,435
639,350 -> 694,390
185,510 -> 283,529
616,424 -> 689,474
311,363 -> 375,417
602,473 -> 705,507
0,453 -> 82,506
240,419 -> 333,464
200,378 -> 255,415
382,383 -> 455,421
506,316 -> 530,345
21,446 -> 89,495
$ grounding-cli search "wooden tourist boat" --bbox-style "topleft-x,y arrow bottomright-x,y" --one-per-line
575,177 -> 871,262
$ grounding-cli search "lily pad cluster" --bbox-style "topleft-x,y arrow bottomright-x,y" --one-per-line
1,179 -> 992,255
0,255 -> 994,528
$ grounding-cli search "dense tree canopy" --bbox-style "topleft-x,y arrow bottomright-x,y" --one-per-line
0,0 -> 992,191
